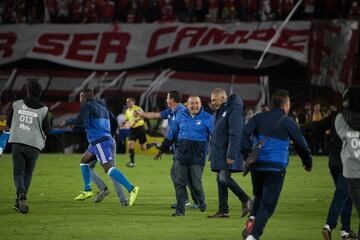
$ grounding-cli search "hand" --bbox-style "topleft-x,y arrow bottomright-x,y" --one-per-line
154,151 -> 163,160
304,165 -> 312,172
133,110 -> 140,117
226,158 -> 234,165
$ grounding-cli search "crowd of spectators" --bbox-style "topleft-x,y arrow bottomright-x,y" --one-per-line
1,0 -> 360,24
244,102 -> 340,156
295,103 -> 338,156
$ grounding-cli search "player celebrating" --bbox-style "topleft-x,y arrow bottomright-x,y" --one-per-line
60,89 -> 139,206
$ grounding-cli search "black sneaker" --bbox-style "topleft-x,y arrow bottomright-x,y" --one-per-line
13,198 -> 20,213
241,198 -> 253,218
14,194 -> 29,214
172,212 -> 185,217
199,203 -> 206,212
93,189 -> 110,203
207,211 -> 230,218
121,200 -> 129,207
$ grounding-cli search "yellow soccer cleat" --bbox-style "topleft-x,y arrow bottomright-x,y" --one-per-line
75,191 -> 93,201
129,186 -> 140,206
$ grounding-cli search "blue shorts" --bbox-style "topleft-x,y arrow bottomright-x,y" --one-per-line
88,139 -> 114,164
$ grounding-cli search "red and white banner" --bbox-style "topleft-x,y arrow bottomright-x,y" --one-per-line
309,20 -> 359,92
0,22 -> 310,70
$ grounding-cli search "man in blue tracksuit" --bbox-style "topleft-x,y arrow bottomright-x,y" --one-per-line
156,95 -> 213,216
69,110 -> 129,206
208,88 -> 252,218
135,90 -> 198,208
60,89 -> 139,206
241,89 -> 312,240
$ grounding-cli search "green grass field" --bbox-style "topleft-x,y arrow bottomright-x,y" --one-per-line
0,154 -> 358,240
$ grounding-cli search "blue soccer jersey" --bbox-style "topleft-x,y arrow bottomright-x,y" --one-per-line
0,131 -> 10,155
65,99 -> 112,145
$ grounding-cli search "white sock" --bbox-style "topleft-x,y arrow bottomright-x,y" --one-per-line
341,231 -> 349,237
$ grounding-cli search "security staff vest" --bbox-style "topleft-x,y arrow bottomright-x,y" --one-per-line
9,100 -> 48,150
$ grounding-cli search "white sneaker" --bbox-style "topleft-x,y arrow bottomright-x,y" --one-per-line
126,162 -> 135,168
246,235 -> 256,240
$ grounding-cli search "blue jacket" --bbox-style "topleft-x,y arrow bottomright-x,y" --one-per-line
160,104 -> 186,123
160,104 -> 186,152
242,108 -> 312,172
65,99 -> 112,145
167,108 -> 213,165
209,94 -> 244,172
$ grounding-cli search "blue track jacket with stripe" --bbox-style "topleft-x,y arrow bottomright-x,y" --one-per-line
242,108 -> 312,172
167,108 -> 213,166
65,99 -> 113,145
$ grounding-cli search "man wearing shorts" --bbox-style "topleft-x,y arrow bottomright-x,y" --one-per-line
60,90 -> 139,206
124,97 -> 157,167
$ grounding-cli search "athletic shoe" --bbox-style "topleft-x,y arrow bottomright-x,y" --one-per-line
93,189 -> 110,203
18,193 -> 29,214
185,201 -> 192,208
242,218 -> 255,239
13,198 -> 24,213
75,191 -> 93,201
241,198 -> 253,218
207,211 -> 230,218
171,200 -> 192,209
191,203 -> 199,209
172,212 -> 185,217
121,200 -> 129,207
13,204 -> 21,213
322,227 -> 332,240
199,203 -> 206,212
342,230 -> 358,240
126,162 -> 135,168
13,194 -> 29,214
129,186 -> 140,206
